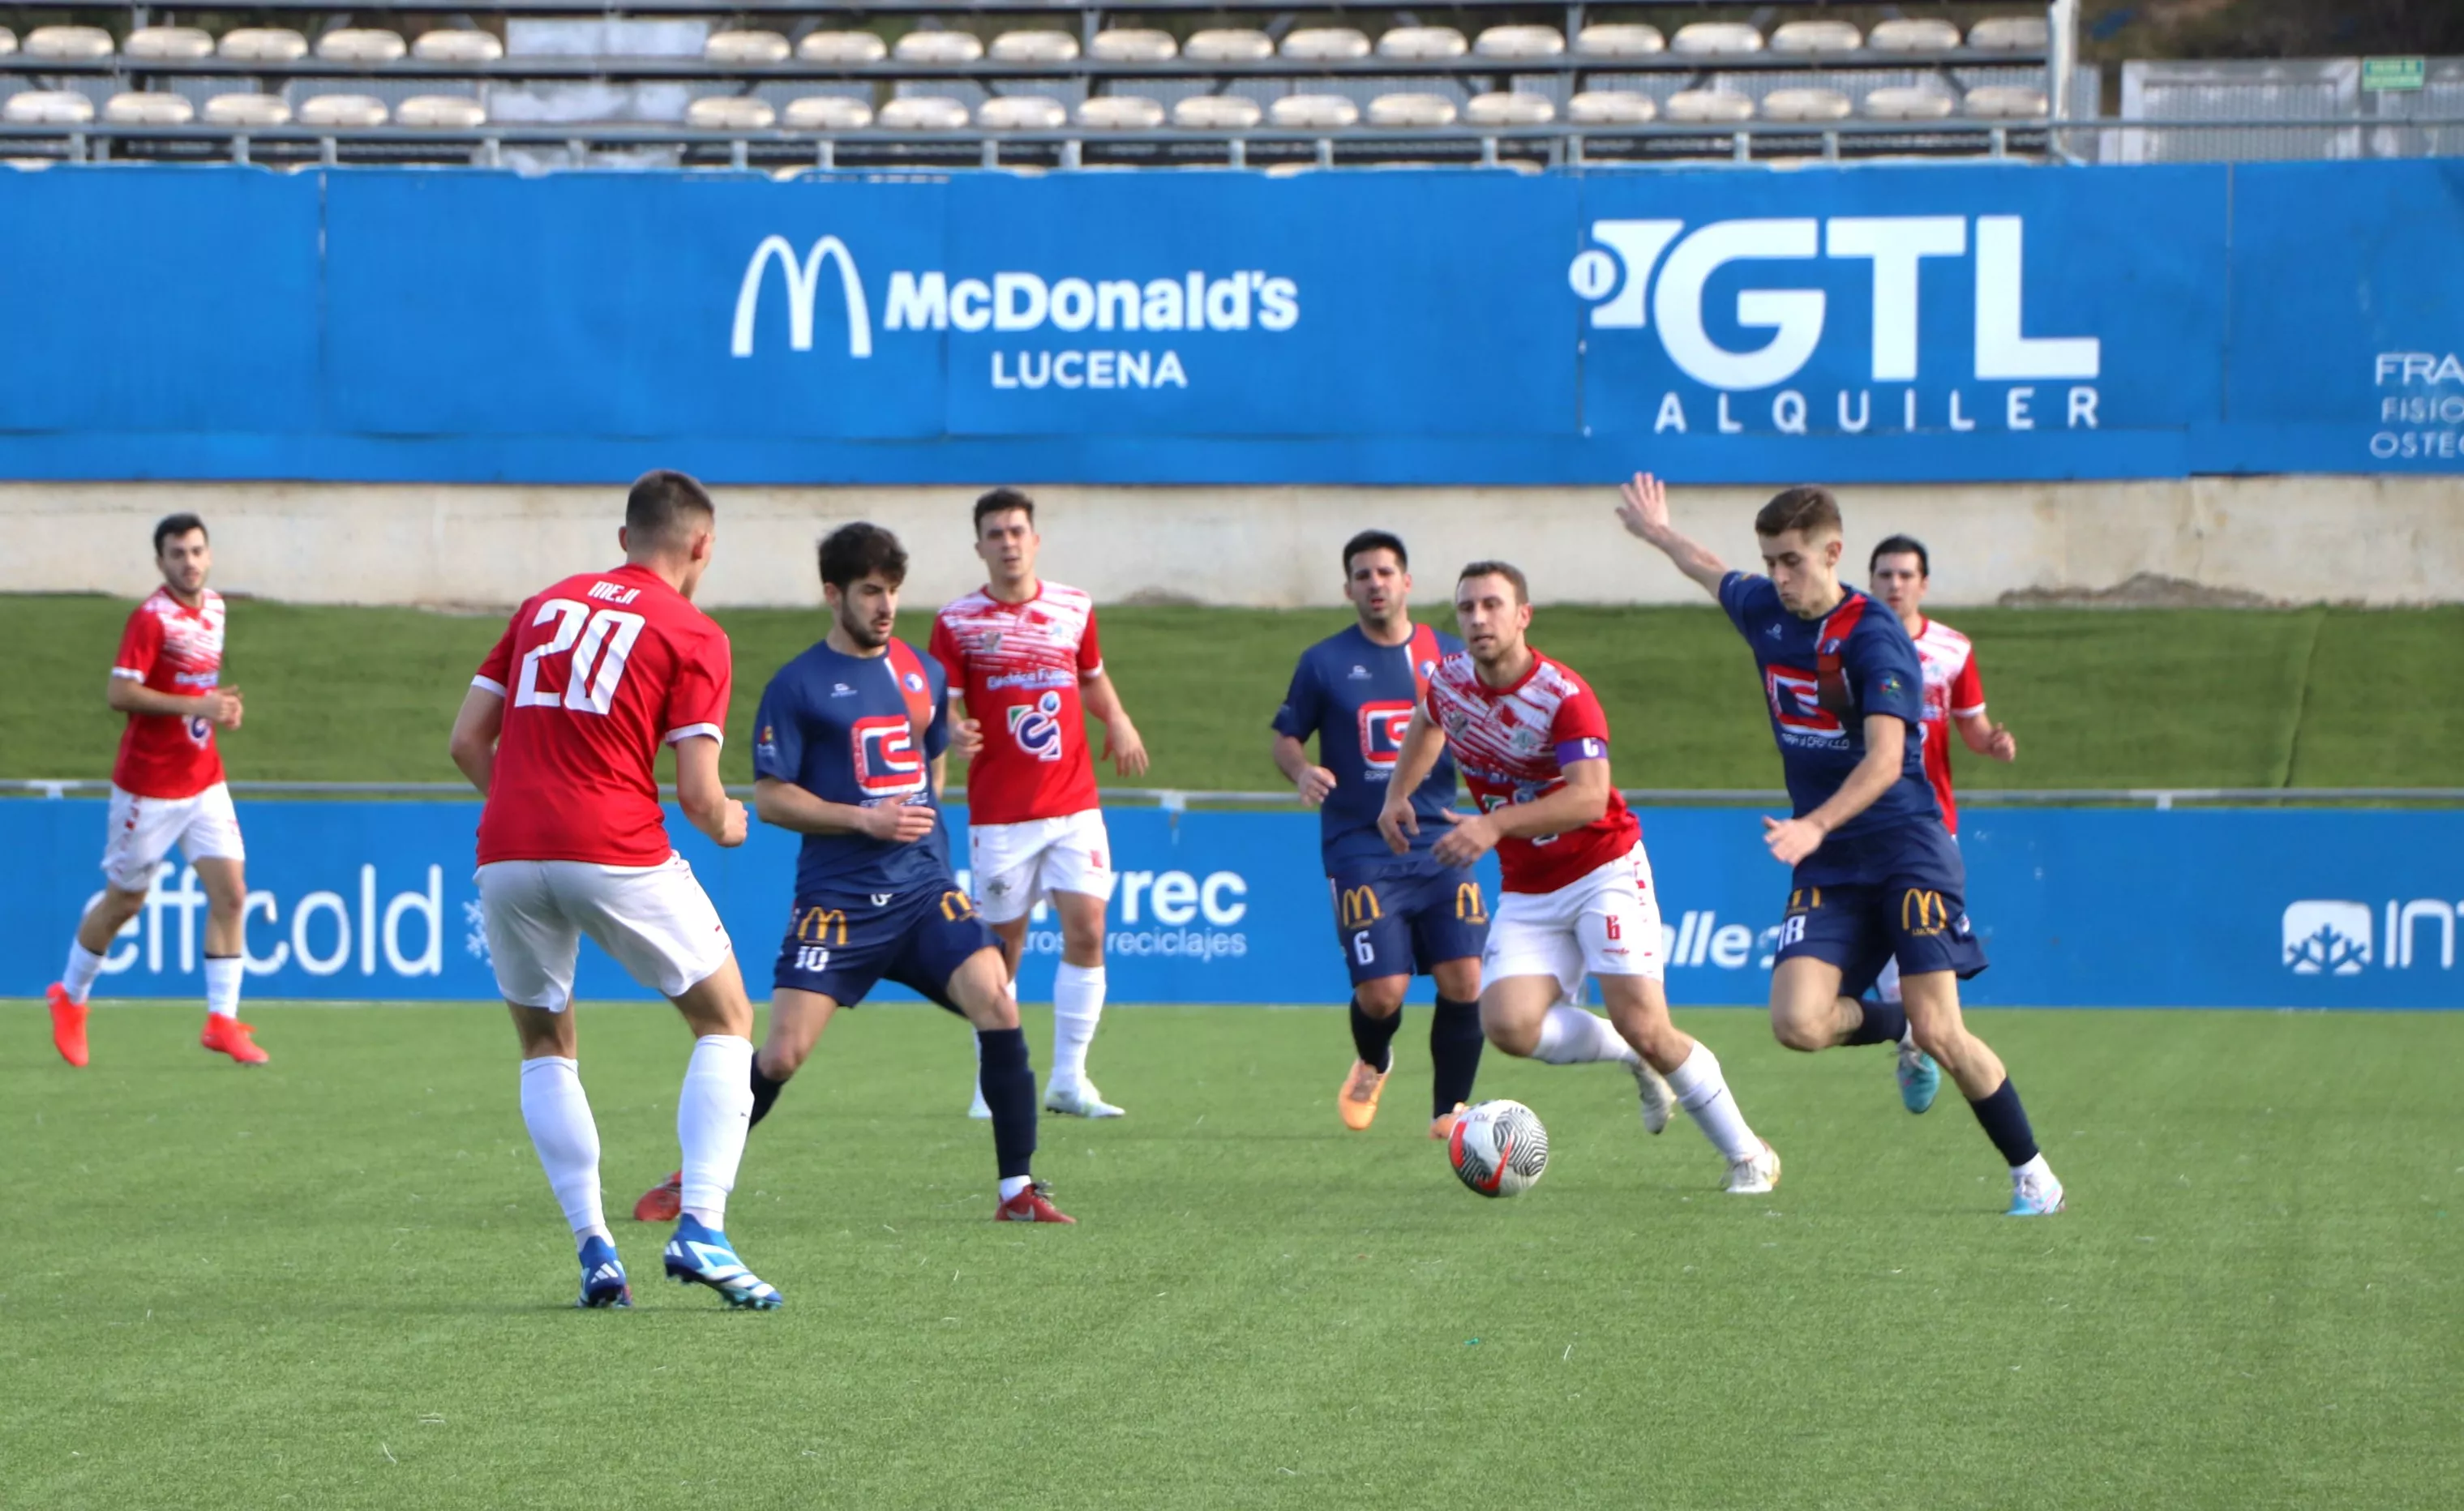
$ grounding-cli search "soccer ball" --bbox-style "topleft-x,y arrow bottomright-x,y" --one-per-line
1447,1099 -> 1549,1197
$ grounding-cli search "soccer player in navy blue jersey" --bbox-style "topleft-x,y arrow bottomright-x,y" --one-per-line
1616,475 -> 2065,1217
1271,531 -> 1499,1137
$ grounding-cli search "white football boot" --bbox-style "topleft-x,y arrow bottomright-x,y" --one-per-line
1631,1057 -> 1674,1134
1044,1079 -> 1125,1119
1722,1139 -> 1782,1195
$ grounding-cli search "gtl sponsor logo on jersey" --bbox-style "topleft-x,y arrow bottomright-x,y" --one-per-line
1568,215 -> 2103,439
2282,898 -> 2463,975
731,234 -> 1300,396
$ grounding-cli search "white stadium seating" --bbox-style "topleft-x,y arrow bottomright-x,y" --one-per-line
317,29 -> 407,64
1862,87 -> 1958,121
414,31 -> 504,63
1971,17 -> 2052,51
799,32 -> 888,63
1090,30 -> 1176,63
1466,92 -> 1555,126
1378,27 -> 1467,61
1868,19 -> 1965,53
105,91 -> 195,124
1575,25 -> 1665,58
298,94 -> 388,127
203,92 -> 292,126
1280,29 -> 1372,62
703,30 -> 788,65
1183,30 -> 1274,63
990,31 -> 1079,63
978,95 -> 1067,130
217,28 -> 307,62
784,96 -> 874,129
1172,95 -> 1262,129
1761,88 -> 1854,122
398,96 -> 488,129
892,31 -> 983,64
0,28 -> 15,58
1367,92 -> 1457,127
1671,23 -> 1764,57
878,96 -> 971,131
124,27 -> 213,61
1568,91 -> 1659,126
1270,94 -> 1360,129
6,88 -> 94,122
1769,21 -> 1863,57
1475,27 -> 1563,60
687,96 -> 773,130
26,26 -> 113,59
1077,96 -> 1165,130
1666,90 -> 1756,124
1965,85 -> 2050,118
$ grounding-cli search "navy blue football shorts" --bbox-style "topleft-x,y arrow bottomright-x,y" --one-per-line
771,883 -> 998,1012
1327,856 -> 1491,987
1772,823 -> 1988,995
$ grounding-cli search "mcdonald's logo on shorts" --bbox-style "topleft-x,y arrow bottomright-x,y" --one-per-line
795,906 -> 850,946
1455,882 -> 1489,926
1901,888 -> 1951,936
940,890 -> 976,921
1788,888 -> 1823,914
1339,885 -> 1382,932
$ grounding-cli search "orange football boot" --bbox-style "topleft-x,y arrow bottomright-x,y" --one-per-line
199,1014 -> 269,1064
633,1171 -> 683,1224
46,984 -> 89,1068
994,1181 -> 1076,1223
1429,1102 -> 1467,1141
1338,1058 -> 1387,1131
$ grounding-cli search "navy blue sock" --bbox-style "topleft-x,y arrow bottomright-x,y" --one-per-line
1844,997 -> 1908,1047
976,1026 -> 1038,1181
1967,1077 -> 2040,1167
748,1059 -> 786,1130
1349,995 -> 1403,1073
1428,995 -> 1485,1116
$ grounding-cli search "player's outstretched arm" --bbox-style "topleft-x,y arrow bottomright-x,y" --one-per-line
1614,472 -> 1729,598
447,686 -> 504,796
1764,715 -> 1906,865
1376,708 -> 1447,853
1270,733 -> 1336,806
673,735 -> 748,848
1082,671 -> 1149,777
752,777 -> 939,845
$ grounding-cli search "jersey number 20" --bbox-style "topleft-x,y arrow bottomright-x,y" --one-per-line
516,600 -> 647,715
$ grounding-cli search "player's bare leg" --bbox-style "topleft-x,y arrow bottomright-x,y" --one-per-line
1898,970 -> 2063,1215
1476,974 -> 1673,1138
49,884 -> 148,1067
945,948 -> 1075,1222
193,858 -> 265,1064
1599,974 -> 1780,1192
1769,956 -> 1938,1114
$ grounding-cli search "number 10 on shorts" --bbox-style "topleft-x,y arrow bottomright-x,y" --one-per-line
794,945 -> 830,973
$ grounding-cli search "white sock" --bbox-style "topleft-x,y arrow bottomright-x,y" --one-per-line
2013,1152 -> 2053,1180
676,1034 -> 754,1228
519,1056 -> 609,1241
1051,962 -> 1107,1088
1665,1042 -> 1762,1162
998,1175 -> 1033,1201
204,956 -> 242,1019
62,941 -> 106,1005
1532,1004 -> 1640,1066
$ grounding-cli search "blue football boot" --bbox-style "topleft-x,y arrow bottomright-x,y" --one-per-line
661,1214 -> 783,1310
1896,1040 -> 1942,1115
576,1235 -> 632,1309
2006,1167 -> 2068,1218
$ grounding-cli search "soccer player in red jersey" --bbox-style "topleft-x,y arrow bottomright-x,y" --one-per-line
1867,534 -> 2017,1008
46,513 -> 263,1068
929,489 -> 1148,1119
1378,562 -> 1780,1193
447,471 -> 779,1310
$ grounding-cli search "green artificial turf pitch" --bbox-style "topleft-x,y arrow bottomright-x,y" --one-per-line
6,1002 -> 2459,1509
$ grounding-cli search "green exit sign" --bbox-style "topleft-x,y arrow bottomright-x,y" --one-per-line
2363,57 -> 2425,92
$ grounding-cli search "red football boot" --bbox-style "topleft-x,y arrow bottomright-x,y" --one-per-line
632,1171 -> 683,1224
994,1181 -> 1076,1224
199,1014 -> 269,1065
46,984 -> 89,1068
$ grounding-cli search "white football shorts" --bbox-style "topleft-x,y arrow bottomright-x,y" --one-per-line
1483,841 -> 1666,1000
101,781 -> 245,892
476,854 -> 733,1012
966,808 -> 1116,925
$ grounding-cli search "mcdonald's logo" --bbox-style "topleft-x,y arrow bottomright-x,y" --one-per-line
1455,882 -> 1489,926
1900,888 -> 1950,936
1339,885 -> 1382,932
795,907 -> 850,946
1788,887 -> 1823,914
731,234 -> 873,359
940,891 -> 976,922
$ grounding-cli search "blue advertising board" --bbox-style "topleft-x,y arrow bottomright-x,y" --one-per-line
5,798 -> 2457,1010
0,161 -> 2458,483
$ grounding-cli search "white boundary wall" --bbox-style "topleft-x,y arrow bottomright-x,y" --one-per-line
4,477 -> 2458,608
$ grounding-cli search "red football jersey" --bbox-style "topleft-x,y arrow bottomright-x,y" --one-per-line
928,580 -> 1103,826
110,587 -> 229,799
1422,648 -> 1640,894
1908,617 -> 1986,835
472,564 -> 731,867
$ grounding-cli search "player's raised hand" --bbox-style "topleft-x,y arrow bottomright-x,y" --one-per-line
1615,472 -> 1672,541
204,687 -> 244,729
1377,798 -> 1420,854
1293,764 -> 1337,806
1983,722 -> 2018,762
952,717 -> 984,760
1104,717 -> 1150,778
1762,813 -> 1826,866
714,797 -> 750,848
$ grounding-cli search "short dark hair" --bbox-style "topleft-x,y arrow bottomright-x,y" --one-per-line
974,487 -> 1035,533
1754,486 -> 1843,540
1456,559 -> 1530,606
626,469 -> 715,549
1870,534 -> 1930,577
1341,529 -> 1409,576
818,522 -> 909,591
152,512 -> 207,555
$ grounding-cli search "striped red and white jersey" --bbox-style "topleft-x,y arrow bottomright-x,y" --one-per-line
929,580 -> 1104,827
1909,616 -> 1987,835
110,587 -> 229,799
1422,647 -> 1639,894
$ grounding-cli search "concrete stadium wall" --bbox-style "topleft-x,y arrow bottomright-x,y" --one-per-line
4,477 -> 2458,610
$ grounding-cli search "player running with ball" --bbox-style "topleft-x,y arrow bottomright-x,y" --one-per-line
1617,475 -> 2064,1217
1378,561 -> 1777,1194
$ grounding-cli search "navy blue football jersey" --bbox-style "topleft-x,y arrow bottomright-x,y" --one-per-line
1271,623 -> 1465,871
751,638 -> 953,898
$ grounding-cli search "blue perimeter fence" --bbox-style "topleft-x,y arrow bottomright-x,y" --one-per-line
0,159 -> 2460,484
6,794 -> 2458,1010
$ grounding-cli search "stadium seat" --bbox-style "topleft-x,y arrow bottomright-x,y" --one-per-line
0,28 -> 15,58
878,96 -> 971,130
1369,92 -> 1458,126
978,96 -> 1066,130
1761,88 -> 1853,122
1476,26 -> 1563,59
1091,29 -> 1176,62
705,31 -> 789,65
317,30 -> 408,64
1868,19 -> 1963,53
1861,87 -> 1956,120
1568,90 -> 1657,125
686,96 -> 773,129
784,95 -> 873,129
1282,28 -> 1371,62
1466,92 -> 1555,126
1378,27 -> 1468,61
298,94 -> 388,126
1184,30 -> 1273,63
1172,95 -> 1262,128
398,96 -> 487,128
1769,21 -> 1864,56
1575,25 -> 1665,58
219,28 -> 308,62
105,92 -> 196,124
1670,23 -> 1764,57
1964,85 -> 2049,118
6,89 -> 95,123
1969,17 -> 2051,52
1666,89 -> 1755,123
893,32 -> 983,64
25,26 -> 114,60
1077,96 -> 1165,130
991,32 -> 1080,63
203,92 -> 292,126
1271,94 -> 1360,128
414,31 -> 505,62
800,32 -> 888,63
124,28 -> 214,61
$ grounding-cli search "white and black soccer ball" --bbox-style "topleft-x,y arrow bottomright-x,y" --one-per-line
1447,1099 -> 1549,1197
